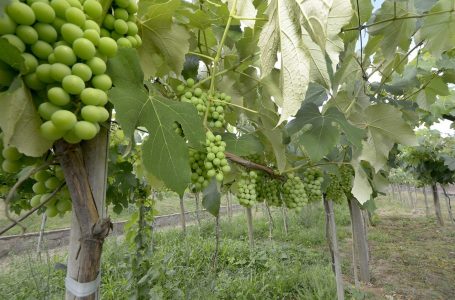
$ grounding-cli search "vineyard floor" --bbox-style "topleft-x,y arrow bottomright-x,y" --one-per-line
1,195 -> 454,299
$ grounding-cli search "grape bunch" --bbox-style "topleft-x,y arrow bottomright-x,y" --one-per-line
237,170 -> 257,207
263,178 -> 282,207
204,131 -> 230,182
101,0 -> 142,48
30,166 -> 71,217
0,133 -> 37,173
282,173 -> 308,209
326,173 -> 347,204
302,167 -> 323,202
0,0 -> 139,144
339,164 -> 354,195
189,149 -> 209,191
176,78 -> 231,129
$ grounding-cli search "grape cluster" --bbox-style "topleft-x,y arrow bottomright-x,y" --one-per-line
101,0 -> 142,48
326,173 -> 347,204
339,164 -> 354,195
302,167 -> 323,202
189,149 -> 209,191
176,78 -> 231,129
263,178 -> 282,207
204,131 -> 230,182
282,173 -> 308,209
0,0 -> 139,144
30,166 -> 71,217
237,171 -> 257,207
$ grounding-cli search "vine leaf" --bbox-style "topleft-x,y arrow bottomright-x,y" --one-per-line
0,77 -> 52,157
223,0 -> 257,28
258,0 -> 310,124
137,0 -> 190,78
286,103 -> 364,162
356,104 -> 417,171
222,133 -> 264,157
107,49 -> 205,196
351,160 -> 373,205
202,178 -> 221,217
417,0 -> 455,57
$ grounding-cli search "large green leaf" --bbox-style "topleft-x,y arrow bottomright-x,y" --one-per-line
202,178 -> 221,217
258,0 -> 310,124
351,159 -> 373,204
0,77 -> 52,157
356,104 -> 417,171
418,0 -> 455,57
107,49 -> 205,196
222,133 -> 264,157
137,0 -> 190,78
287,102 -> 364,162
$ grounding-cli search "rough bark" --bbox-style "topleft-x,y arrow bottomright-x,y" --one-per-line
245,207 -> 254,247
348,198 -> 370,283
57,129 -> 111,300
324,198 -> 344,300
431,184 -> 444,226
441,185 -> 455,225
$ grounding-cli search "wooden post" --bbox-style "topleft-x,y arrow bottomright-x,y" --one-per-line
59,127 -> 111,300
397,184 -> 403,204
406,184 -> 415,209
281,206 -> 289,235
194,193 -> 201,227
179,196 -> 186,234
422,186 -> 430,217
245,207 -> 254,247
36,213 -> 47,257
441,185 -> 455,225
348,198 -> 370,283
390,184 -> 396,201
431,184 -> 444,226
265,203 -> 274,240
323,198 -> 344,300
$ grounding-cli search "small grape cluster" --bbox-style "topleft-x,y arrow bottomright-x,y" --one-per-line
282,173 -> 308,209
189,149 -> 209,191
237,171 -> 257,207
0,0 -> 139,144
1,144 -> 24,174
204,131 -> 230,182
101,0 -> 142,48
326,173 -> 347,204
30,166 -> 71,217
263,178 -> 282,207
302,167 -> 323,202
339,164 -> 354,195
176,78 -> 231,129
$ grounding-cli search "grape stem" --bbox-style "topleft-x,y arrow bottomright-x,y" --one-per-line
225,152 -> 283,179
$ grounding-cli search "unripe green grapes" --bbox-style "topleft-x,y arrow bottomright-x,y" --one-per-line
339,164 -> 354,195
189,149 -> 209,192
204,131 -> 229,182
302,167 -> 323,202
237,171 -> 257,208
263,178 -> 282,207
283,173 -> 308,209
326,173 -> 347,204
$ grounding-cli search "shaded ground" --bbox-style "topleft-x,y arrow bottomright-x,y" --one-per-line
342,197 -> 455,299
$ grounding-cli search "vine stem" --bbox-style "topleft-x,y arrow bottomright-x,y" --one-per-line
225,152 -> 283,179
188,51 -> 215,61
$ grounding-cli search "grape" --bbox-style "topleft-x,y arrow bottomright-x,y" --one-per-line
98,37 -> 117,57
62,74 -> 85,94
31,2 -> 56,24
35,63 -> 54,83
31,40 -> 53,59
83,0 -> 102,19
45,176 -> 61,189
84,20 -> 100,33
81,105 -> 103,122
2,147 -> 22,161
54,45 -> 77,66
2,160 -> 20,173
0,14 -> 16,35
51,0 -> 71,18
63,129 -> 82,144
340,164 -> 354,195
189,149 -> 209,191
56,199 -> 71,212
50,63 -> 72,82
46,205 -> 59,217
39,102 -> 60,119
65,7 -> 86,27
30,195 -> 42,207
326,173 -> 347,204
73,37 -> 96,59
302,167 -> 323,202
34,170 -> 51,182
51,110 -> 77,131
259,177 -> 282,207
237,171 -> 257,208
83,29 -> 100,46
204,131 -> 228,182
91,74 -> 112,90
22,53 -> 38,73
80,87 -> 107,105
24,73 -> 46,90
40,121 -> 64,140
116,37 -> 131,47
16,25 -> 38,45
283,173 -> 308,209
7,2 -> 36,26
86,58 -> 106,76
61,23 -> 83,43
74,121 -> 97,140
71,63 -> 92,81
34,23 -> 58,43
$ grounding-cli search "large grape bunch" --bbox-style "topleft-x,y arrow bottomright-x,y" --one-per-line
189,149 -> 209,191
237,170 -> 257,207
176,78 -> 231,129
0,0 -> 140,144
263,178 -> 282,207
339,164 -> 354,195
326,173 -> 347,204
302,167 -> 323,202
30,166 -> 72,217
282,173 -> 308,209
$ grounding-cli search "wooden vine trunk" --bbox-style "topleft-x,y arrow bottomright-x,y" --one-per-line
422,186 -> 430,216
431,184 -> 444,226
56,128 -> 111,300
179,196 -> 186,234
397,184 -> 403,203
323,198 -> 344,300
245,207 -> 254,247
348,198 -> 370,283
194,193 -> 201,227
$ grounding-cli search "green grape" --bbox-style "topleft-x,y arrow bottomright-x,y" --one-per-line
283,173 -> 308,209
51,0 -> 71,18
80,87 -> 107,105
204,131 -> 228,182
33,181 -> 48,194
46,205 -> 59,217
73,37 -> 96,59
38,102 -> 60,119
65,6 -> 86,27
302,167 -> 323,202
71,63 -> 92,81
34,23 -> 58,43
30,195 -> 42,207
263,178 -> 282,207
34,170 -> 51,182
31,40 -> 53,59
50,63 -> 72,82
51,110 -> 77,131
56,199 -> 71,212
98,37 -> 117,57
40,120 -> 65,140
326,173 -> 347,204
31,2 -> 55,23
36,63 -> 54,83
2,146 -> 22,161
83,0 -> 102,19
74,121 -> 97,140
339,164 -> 354,195
0,14 -> 16,35
62,74 -> 85,94
61,23 -> 84,43
7,2 -> 36,26
91,74 -> 112,90
189,149 -> 209,192
16,25 -> 39,45
54,45 -> 77,66
237,171 -> 257,208
2,160 -> 21,173
83,29 -> 100,46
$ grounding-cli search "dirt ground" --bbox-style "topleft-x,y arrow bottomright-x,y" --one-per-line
342,198 -> 455,299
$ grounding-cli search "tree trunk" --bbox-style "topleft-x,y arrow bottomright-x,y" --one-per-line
324,198 -> 344,300
57,128 -> 111,300
407,184 -> 415,209
194,193 -> 201,227
413,186 -> 419,207
245,207 -> 254,247
441,185 -> 455,225
348,198 -> 370,283
36,213 -> 47,257
431,184 -> 444,226
282,206 -> 289,235
422,186 -> 430,217
179,196 -> 186,234
265,204 -> 274,240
